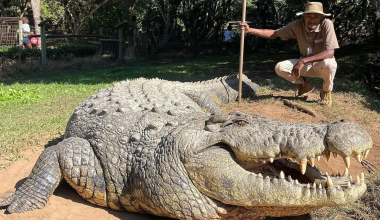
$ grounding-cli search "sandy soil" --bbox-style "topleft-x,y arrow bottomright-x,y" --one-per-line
1,93 -> 379,220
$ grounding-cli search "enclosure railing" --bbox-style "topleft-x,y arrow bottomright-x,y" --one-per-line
31,19 -> 132,67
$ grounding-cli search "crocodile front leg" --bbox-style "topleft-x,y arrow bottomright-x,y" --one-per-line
0,137 -> 108,213
0,141 -> 63,213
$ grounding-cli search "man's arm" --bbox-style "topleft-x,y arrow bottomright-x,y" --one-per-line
301,49 -> 335,64
292,49 -> 335,77
239,23 -> 279,39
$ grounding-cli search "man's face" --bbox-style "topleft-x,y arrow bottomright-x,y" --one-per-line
303,13 -> 324,30
24,18 -> 29,24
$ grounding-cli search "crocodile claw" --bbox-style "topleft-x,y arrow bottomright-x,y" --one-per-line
0,193 -> 16,207
0,191 -> 46,213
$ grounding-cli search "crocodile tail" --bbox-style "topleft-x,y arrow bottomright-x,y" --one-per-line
181,74 -> 259,104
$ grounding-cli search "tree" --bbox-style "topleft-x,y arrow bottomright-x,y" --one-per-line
2,0 -> 29,17
41,0 -> 64,24
30,0 -> 40,48
64,0 -> 111,35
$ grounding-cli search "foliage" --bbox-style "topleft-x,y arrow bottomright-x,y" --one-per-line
332,0 -> 380,45
1,0 -> 379,56
46,45 -> 99,59
40,0 -> 65,25
62,0 -> 111,34
0,45 -> 98,61
0,0 -> 29,17
88,0 -> 128,36
0,46 -> 13,52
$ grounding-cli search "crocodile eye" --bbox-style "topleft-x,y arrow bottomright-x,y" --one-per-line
233,118 -> 249,126
221,118 -> 249,128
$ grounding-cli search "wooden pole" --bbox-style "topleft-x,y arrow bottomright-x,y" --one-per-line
18,20 -> 23,47
114,20 -> 128,62
38,19 -> 52,68
238,0 -> 247,105
118,27 -> 124,62
41,23 -> 47,68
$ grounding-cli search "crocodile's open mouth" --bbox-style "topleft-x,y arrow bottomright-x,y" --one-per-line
184,142 -> 369,217
239,150 -> 363,191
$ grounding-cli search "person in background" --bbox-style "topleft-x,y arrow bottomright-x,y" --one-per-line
224,24 -> 234,42
22,17 -> 32,49
239,2 -> 339,106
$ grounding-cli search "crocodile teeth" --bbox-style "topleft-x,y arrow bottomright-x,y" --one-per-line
313,183 -> 317,188
308,158 -> 315,167
343,167 -> 349,176
288,175 -> 293,182
262,160 -> 267,164
326,176 -> 333,188
324,150 -> 331,161
343,157 -> 350,168
279,171 -> 285,179
364,149 -> 370,159
216,207 -> 227,215
306,183 -> 310,189
355,154 -> 362,163
333,152 -> 338,158
355,175 -> 360,185
318,183 -> 322,189
258,173 -> 263,178
347,182 -> 351,189
300,160 -> 307,175
317,155 -> 321,161
361,172 -> 365,183
269,158 -> 274,163
295,179 -> 300,185
349,175 -> 353,181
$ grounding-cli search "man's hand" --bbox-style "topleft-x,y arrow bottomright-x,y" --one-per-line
239,22 -> 249,33
291,60 -> 305,78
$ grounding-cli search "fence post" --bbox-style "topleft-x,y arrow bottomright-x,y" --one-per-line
118,27 -> 124,62
18,20 -> 23,47
38,19 -> 52,68
115,20 -> 128,62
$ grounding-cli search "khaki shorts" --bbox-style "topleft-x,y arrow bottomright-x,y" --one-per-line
274,58 -> 338,92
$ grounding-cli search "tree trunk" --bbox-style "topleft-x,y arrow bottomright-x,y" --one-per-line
30,0 -> 41,49
0,0 -> 5,16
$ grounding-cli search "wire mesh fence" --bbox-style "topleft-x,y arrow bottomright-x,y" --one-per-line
0,17 -> 22,47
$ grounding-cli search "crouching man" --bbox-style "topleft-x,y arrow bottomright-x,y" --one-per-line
240,2 -> 339,106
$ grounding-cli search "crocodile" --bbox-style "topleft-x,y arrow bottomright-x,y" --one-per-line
0,74 -> 373,220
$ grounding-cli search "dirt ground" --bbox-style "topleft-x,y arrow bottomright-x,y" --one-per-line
0,91 -> 379,220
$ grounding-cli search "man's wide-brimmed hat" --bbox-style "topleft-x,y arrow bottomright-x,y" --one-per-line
296,2 -> 331,16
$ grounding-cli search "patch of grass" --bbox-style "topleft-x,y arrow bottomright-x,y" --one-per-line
0,83 -> 44,104
0,93 -> 101,160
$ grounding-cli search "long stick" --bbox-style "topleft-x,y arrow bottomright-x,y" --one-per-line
238,0 -> 247,105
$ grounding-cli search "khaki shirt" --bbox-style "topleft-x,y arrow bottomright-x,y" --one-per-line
276,18 -> 339,58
